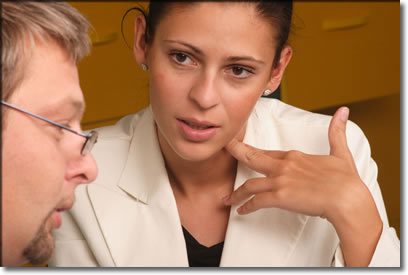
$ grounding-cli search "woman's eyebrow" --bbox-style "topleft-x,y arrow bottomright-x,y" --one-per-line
226,56 -> 265,65
164,39 -> 203,55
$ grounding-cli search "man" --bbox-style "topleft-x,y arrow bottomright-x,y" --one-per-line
1,2 -> 98,266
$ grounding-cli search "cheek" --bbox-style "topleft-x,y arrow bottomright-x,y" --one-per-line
222,89 -> 261,132
6,144 -> 65,204
2,128 -> 66,256
149,70 -> 171,106
149,67 -> 193,117
3,125 -> 66,222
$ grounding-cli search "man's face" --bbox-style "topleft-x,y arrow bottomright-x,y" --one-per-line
2,40 -> 98,266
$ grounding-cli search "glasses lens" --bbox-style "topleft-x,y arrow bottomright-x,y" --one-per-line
81,131 -> 99,155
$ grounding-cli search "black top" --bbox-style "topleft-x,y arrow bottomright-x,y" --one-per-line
182,226 -> 224,267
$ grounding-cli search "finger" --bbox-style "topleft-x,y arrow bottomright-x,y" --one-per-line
226,138 -> 282,175
328,107 -> 353,162
224,177 -> 275,205
237,192 -> 277,215
263,150 -> 287,159
227,138 -> 286,159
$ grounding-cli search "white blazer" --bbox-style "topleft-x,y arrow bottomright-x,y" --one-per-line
49,98 -> 400,267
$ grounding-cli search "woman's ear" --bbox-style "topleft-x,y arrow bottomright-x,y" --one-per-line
133,14 -> 148,66
267,45 -> 293,92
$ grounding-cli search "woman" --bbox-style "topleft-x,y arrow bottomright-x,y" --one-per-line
49,1 -> 400,267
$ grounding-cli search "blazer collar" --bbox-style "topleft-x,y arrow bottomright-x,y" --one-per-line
86,107 -> 188,266
116,107 -> 168,204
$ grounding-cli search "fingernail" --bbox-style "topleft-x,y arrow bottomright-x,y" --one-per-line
237,207 -> 247,215
340,107 -> 349,122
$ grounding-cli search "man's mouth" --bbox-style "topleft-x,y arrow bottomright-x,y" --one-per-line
55,202 -> 73,213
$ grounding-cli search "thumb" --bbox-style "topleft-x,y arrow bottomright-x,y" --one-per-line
328,107 -> 353,160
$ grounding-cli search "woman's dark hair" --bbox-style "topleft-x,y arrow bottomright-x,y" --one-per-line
122,1 -> 293,68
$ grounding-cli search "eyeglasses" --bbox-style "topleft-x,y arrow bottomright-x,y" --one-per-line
1,100 -> 98,155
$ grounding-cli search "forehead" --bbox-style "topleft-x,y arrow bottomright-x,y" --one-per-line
9,39 -> 84,116
155,2 -> 277,56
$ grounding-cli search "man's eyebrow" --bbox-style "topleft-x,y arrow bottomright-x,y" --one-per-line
72,100 -> 85,113
164,39 -> 203,56
42,99 -> 85,119
226,56 -> 265,66
70,100 -> 85,119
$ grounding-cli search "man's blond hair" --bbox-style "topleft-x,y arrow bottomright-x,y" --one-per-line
1,1 -> 91,101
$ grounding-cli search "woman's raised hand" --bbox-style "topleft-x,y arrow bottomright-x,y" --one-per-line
224,107 -> 383,266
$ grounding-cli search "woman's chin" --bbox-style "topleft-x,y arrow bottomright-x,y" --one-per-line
173,142 -> 224,162
175,150 -> 216,162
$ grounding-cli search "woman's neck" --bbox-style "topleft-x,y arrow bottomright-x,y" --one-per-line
158,134 -> 238,199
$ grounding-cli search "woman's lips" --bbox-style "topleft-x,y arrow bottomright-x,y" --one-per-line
177,118 -> 219,142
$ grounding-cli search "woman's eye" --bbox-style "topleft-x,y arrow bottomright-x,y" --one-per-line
170,52 -> 194,65
230,66 -> 253,79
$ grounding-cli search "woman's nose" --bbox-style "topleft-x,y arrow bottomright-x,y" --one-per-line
188,71 -> 220,110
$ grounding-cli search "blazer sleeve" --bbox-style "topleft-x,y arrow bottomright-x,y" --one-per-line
330,121 -> 400,267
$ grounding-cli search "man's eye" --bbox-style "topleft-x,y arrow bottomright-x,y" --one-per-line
56,121 -> 70,128
55,121 -> 72,134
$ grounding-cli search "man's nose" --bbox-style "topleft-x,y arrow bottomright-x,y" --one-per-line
80,152 -> 98,183
65,151 -> 98,185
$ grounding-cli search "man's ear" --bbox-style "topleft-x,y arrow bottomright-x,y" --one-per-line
133,14 -> 148,66
267,45 -> 293,92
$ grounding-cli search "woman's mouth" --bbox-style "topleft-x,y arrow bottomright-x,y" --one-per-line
177,118 -> 219,142
181,119 -> 215,130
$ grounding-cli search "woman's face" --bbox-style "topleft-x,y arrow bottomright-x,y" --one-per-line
146,2 -> 282,162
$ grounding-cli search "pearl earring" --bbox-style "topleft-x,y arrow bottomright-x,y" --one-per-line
263,89 -> 272,96
141,64 -> 148,71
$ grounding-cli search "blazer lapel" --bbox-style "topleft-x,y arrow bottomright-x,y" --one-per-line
220,108 -> 310,266
87,108 -> 188,266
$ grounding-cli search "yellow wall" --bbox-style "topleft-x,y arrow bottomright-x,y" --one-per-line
69,2 -> 150,130
283,2 -> 399,110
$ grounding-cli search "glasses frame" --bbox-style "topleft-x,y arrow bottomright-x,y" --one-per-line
1,100 -> 98,155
